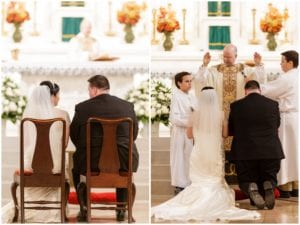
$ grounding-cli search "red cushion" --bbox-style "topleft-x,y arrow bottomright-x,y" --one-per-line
14,170 -> 33,176
234,188 -> 280,200
68,191 -> 116,204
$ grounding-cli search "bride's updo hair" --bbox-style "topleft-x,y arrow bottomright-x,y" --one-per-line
201,86 -> 214,91
40,81 -> 60,96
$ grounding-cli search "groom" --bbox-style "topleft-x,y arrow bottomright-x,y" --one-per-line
228,80 -> 284,210
70,75 -> 139,221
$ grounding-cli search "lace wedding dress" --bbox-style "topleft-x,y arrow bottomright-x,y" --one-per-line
152,92 -> 260,222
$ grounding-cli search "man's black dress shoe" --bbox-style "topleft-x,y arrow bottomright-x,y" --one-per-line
290,189 -> 298,197
174,186 -> 184,195
248,183 -> 265,209
279,189 -> 291,198
77,210 -> 87,222
263,181 -> 275,209
116,210 -> 126,222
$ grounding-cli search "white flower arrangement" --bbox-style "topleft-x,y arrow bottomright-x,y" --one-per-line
151,79 -> 171,126
125,80 -> 149,124
2,76 -> 27,123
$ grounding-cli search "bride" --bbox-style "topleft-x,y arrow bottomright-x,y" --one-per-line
1,81 -> 71,223
152,87 -> 260,222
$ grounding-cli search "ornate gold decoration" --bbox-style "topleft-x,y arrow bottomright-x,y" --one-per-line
218,64 -> 243,150
30,0 -> 40,36
1,1 -> 8,36
11,49 -> 20,61
105,0 -> 116,36
249,8 -> 259,44
179,8 -> 189,45
281,7 -> 289,44
151,8 -> 159,45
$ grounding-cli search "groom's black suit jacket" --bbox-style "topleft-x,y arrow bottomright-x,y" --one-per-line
228,93 -> 284,161
70,94 -> 139,175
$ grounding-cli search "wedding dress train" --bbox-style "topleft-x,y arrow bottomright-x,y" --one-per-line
152,128 -> 260,222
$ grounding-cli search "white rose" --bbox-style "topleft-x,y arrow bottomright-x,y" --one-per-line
3,106 -> 9,113
138,108 -> 145,115
17,107 -> 22,113
9,102 -> 17,111
162,106 -> 169,114
6,88 -> 13,96
151,108 -> 156,118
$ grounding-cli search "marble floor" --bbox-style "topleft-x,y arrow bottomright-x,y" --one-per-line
151,195 -> 298,224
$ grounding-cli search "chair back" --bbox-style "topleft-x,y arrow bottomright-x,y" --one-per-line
20,118 -> 66,185
15,118 -> 68,223
84,117 -> 134,222
86,117 -> 133,177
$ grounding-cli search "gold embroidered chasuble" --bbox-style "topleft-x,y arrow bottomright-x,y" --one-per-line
217,63 -> 245,150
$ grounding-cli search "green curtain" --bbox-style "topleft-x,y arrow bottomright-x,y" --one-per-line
208,1 -> 218,16
221,2 -> 231,16
209,26 -> 231,50
62,17 -> 83,42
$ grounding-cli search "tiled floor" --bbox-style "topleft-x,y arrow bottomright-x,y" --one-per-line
151,195 -> 298,223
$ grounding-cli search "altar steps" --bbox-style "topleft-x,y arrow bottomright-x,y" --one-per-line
151,137 -> 173,204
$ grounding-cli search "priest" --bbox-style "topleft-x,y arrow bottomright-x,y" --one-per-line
194,44 -> 265,151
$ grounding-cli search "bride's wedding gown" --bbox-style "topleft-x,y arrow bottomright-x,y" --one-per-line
152,126 -> 260,222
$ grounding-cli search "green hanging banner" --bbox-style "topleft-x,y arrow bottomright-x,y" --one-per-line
62,17 -> 83,42
208,1 -> 218,16
209,26 -> 231,50
221,1 -> 231,16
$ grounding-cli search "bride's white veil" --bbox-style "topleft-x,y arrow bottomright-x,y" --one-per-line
190,88 -> 224,179
22,86 -> 55,170
23,86 -> 54,119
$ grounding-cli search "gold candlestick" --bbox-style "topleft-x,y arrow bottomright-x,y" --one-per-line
179,8 -> 189,45
105,0 -> 116,36
30,0 -> 39,36
1,2 -> 8,36
139,1 -> 148,36
249,8 -> 259,44
151,8 -> 159,45
282,7 -> 289,43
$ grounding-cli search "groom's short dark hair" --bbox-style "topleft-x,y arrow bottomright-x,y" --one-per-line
88,75 -> 110,90
244,80 -> 260,90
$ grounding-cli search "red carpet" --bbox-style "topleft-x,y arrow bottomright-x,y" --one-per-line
68,192 -> 116,204
234,188 -> 280,200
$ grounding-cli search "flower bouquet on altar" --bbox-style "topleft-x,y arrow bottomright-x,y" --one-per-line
260,3 -> 283,51
151,79 -> 171,126
6,1 -> 30,43
156,6 -> 180,51
125,80 -> 149,124
117,1 -> 141,43
2,76 -> 27,124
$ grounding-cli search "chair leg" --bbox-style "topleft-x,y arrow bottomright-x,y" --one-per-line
128,183 -> 136,223
11,182 -> 19,222
64,182 -> 70,222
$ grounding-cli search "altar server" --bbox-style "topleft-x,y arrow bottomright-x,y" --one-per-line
170,72 -> 196,195
261,50 -> 299,198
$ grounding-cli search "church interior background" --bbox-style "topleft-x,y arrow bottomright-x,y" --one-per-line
1,0 -> 299,223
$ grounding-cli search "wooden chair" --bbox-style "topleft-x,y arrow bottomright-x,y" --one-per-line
79,117 -> 134,223
11,118 -> 69,223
